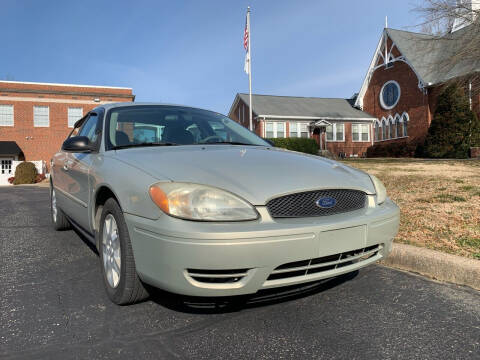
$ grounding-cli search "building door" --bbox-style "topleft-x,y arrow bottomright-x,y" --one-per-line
0,158 -> 14,185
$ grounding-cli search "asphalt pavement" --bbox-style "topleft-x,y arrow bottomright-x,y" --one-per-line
1,186 -> 479,359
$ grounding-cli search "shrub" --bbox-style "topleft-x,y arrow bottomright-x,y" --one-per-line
7,177 -> 14,184
13,162 -> 38,185
266,138 -> 318,155
423,84 -> 480,158
366,141 -> 417,157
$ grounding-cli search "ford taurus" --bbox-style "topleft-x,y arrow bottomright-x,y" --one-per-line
50,103 -> 399,305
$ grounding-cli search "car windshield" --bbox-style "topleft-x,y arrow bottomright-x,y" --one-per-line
106,105 -> 269,149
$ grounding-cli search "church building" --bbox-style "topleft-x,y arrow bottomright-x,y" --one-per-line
230,3 -> 479,157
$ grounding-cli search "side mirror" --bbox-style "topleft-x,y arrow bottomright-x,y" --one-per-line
62,136 -> 92,153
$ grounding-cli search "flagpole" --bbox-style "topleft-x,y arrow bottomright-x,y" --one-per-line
247,6 -> 253,131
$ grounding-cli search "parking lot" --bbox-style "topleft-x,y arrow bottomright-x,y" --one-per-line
1,186 -> 479,359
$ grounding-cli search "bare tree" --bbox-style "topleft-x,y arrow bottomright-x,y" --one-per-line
413,0 -> 480,95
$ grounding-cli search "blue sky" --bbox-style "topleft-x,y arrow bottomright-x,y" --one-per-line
1,0 -> 421,113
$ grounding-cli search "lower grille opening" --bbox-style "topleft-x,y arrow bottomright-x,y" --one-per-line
187,268 -> 250,284
267,244 -> 382,281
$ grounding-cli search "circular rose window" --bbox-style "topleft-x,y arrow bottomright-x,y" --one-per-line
380,80 -> 401,109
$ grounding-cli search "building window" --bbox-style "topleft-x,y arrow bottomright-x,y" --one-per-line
402,112 -> 409,137
265,121 -> 286,138
277,122 -> 285,138
289,122 -> 298,137
326,123 -> 344,141
379,80 -> 401,110
0,105 -> 14,126
352,123 -> 370,142
374,121 -> 380,141
68,107 -> 83,128
289,122 -> 310,138
33,106 -> 49,127
390,118 -> 396,139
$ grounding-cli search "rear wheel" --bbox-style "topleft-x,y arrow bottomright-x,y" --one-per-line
50,185 -> 71,231
98,198 -> 149,305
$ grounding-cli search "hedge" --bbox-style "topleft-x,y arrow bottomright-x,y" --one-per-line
266,138 -> 318,155
366,141 -> 417,158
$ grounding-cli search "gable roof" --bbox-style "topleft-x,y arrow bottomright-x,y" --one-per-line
355,24 -> 479,109
232,93 -> 375,120
386,26 -> 479,85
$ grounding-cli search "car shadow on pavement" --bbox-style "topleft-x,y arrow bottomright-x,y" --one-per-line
147,271 -> 358,314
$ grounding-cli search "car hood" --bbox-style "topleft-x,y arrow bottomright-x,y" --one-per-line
112,145 -> 375,205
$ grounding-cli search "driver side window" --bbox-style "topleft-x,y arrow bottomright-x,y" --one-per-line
79,113 -> 100,143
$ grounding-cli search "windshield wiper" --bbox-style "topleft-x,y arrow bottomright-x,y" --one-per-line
112,142 -> 178,150
201,141 -> 261,146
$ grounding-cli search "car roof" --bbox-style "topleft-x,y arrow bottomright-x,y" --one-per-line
97,102 -> 222,115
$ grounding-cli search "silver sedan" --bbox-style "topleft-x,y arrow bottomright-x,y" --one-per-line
50,103 -> 399,305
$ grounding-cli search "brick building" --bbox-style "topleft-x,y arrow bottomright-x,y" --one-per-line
355,24 -> 479,149
230,8 -> 479,157
0,81 -> 134,177
229,93 -> 376,157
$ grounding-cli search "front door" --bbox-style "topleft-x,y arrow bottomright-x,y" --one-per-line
0,158 -> 14,185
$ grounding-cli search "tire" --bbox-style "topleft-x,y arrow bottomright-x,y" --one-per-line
98,198 -> 149,305
50,184 -> 71,231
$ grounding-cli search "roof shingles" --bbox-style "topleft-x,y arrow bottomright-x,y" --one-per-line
236,94 -> 375,120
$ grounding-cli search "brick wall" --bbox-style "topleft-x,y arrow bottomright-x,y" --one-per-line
325,122 -> 372,157
0,81 -> 134,169
363,57 -> 431,146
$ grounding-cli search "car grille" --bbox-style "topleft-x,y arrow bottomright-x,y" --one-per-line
186,268 -> 250,284
266,244 -> 382,281
266,189 -> 367,218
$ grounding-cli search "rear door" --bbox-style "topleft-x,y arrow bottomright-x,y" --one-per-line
62,111 -> 102,231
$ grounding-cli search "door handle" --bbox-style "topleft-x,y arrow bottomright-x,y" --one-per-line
63,160 -> 73,171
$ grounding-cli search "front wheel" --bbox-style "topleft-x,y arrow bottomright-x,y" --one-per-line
98,198 -> 149,305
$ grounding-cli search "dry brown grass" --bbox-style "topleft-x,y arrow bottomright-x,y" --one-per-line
343,159 -> 480,260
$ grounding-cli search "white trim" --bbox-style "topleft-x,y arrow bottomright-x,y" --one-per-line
355,32 -> 385,109
355,30 -> 427,109
67,107 -> 83,128
379,80 -> 401,110
352,123 -> 370,142
0,80 -> 131,90
375,136 -> 409,143
326,123 -> 345,142
0,96 -> 116,105
258,114 -> 375,121
0,104 -> 14,127
265,121 -> 286,138
33,105 -> 49,127
288,121 -> 310,138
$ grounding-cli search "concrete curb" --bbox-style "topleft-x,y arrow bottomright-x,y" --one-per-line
380,243 -> 480,290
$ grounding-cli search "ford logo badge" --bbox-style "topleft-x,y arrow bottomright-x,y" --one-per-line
316,197 -> 336,208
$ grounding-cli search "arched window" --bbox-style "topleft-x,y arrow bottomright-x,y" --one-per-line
374,120 -> 380,141
394,114 -> 401,138
390,117 -> 396,139
382,118 -> 387,140
402,112 -> 409,137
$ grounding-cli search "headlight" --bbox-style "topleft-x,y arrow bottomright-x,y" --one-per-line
370,175 -> 387,205
149,182 -> 258,221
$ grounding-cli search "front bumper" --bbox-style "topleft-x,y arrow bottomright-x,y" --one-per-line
125,198 -> 400,297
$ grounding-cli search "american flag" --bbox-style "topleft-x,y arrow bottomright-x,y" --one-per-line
243,16 -> 249,51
